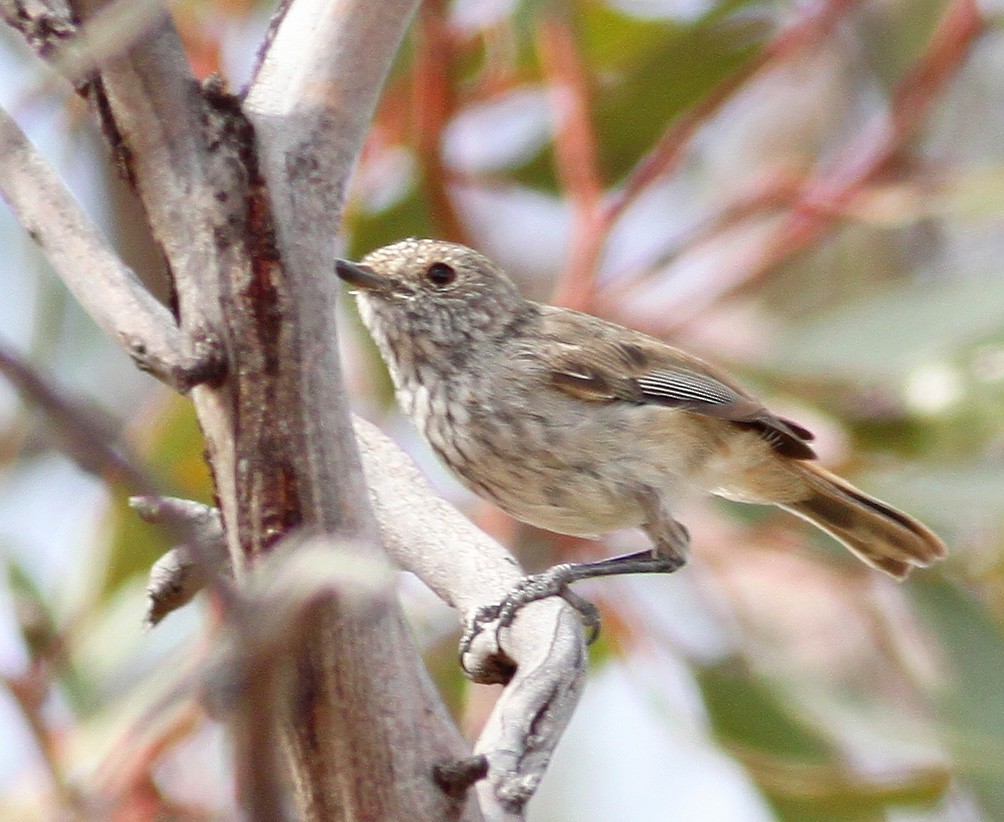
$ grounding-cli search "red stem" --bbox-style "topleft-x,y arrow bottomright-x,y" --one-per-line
413,0 -> 470,244
538,16 -> 606,310
543,0 -> 861,312
697,0 -> 984,319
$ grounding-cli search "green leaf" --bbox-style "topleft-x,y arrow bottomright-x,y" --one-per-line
698,658 -> 948,819
505,2 -> 766,191
5,556 -> 95,714
769,275 -> 1004,380
584,9 -> 765,184
910,578 -> 1004,814
5,556 -> 58,658
698,657 -> 834,762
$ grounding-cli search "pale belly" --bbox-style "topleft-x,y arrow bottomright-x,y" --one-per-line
405,378 -> 701,537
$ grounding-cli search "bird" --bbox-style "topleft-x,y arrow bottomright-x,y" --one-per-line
336,239 -> 945,605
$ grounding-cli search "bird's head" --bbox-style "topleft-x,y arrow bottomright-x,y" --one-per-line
336,239 -> 529,353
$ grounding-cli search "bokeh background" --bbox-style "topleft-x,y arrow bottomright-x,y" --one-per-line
2,0 -> 1004,819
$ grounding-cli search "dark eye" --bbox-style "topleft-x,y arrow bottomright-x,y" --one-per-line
425,262 -> 456,287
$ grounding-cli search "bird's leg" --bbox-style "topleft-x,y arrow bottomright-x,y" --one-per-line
460,490 -> 687,661
638,487 -> 690,567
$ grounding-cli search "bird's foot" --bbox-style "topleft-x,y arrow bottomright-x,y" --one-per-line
459,565 -> 601,666
459,551 -> 686,666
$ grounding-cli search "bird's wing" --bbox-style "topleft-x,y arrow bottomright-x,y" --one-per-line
537,307 -> 816,460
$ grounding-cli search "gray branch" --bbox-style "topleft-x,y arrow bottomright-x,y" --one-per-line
242,0 -> 424,534
5,0 -> 586,816
0,105 -> 222,392
132,496 -> 229,628
143,419 -> 587,821
243,2 -> 486,818
353,419 -> 587,820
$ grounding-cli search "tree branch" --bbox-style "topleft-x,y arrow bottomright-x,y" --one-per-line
143,418 -> 588,821
242,3 -> 494,818
4,0 -> 589,816
0,105 -> 223,392
243,0 -> 424,535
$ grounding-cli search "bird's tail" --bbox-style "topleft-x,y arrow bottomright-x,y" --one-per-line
782,462 -> 945,579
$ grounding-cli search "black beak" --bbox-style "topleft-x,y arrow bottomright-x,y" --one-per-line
335,259 -> 388,291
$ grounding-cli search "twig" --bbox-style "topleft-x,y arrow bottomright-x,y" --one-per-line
132,497 -> 229,628
3,0 -> 167,100
2,670 -> 82,812
604,0 -> 859,224
0,340 -> 154,489
0,106 -> 224,392
601,168 -> 804,301
747,0 -> 984,276
539,0 -> 860,309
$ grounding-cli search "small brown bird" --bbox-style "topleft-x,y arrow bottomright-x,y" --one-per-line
337,239 -> 944,595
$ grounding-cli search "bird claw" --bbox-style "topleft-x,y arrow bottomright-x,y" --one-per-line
458,550 -> 688,675
459,564 -> 602,673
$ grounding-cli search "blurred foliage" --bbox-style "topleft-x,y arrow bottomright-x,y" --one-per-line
585,5 -> 763,182
99,394 -> 214,598
2,0 -> 1003,819
699,657 -> 951,819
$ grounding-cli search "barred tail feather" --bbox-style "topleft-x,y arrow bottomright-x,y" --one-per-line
783,462 -> 945,579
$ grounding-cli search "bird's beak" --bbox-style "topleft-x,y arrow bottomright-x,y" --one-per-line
335,259 -> 389,292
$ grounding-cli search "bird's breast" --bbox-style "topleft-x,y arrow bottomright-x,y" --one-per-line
395,372 -> 662,535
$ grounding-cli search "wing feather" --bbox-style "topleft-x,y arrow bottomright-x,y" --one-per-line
538,308 -> 816,460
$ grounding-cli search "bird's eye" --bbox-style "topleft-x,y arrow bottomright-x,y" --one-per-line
425,262 -> 456,287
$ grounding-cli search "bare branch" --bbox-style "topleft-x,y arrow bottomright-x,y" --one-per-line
353,419 -> 525,617
475,600 -> 586,821
1,0 -> 168,96
0,339 -> 156,487
243,0 -> 422,533
353,419 -> 587,818
0,106 -> 223,392
143,420 -> 588,819
132,497 -> 229,628
2,0 -> 254,563
0,0 -> 75,59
